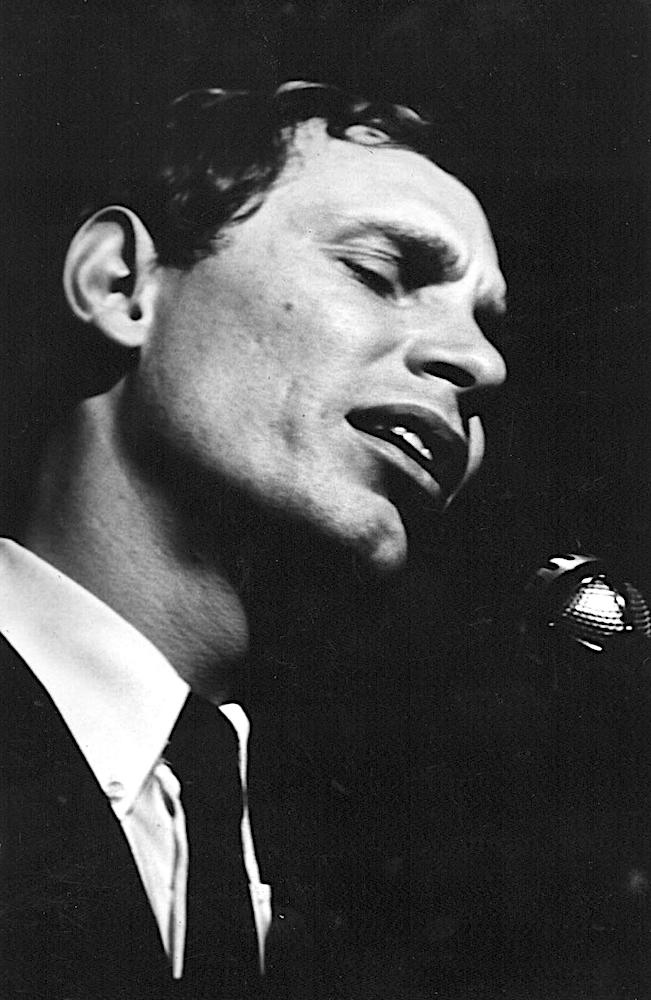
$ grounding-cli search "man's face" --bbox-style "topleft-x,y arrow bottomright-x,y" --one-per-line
138,121 -> 507,572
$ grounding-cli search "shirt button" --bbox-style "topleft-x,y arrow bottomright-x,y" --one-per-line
106,779 -> 125,800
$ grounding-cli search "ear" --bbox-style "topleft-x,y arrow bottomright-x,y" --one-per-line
63,206 -> 160,348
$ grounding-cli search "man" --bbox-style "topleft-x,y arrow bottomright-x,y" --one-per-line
0,81 -> 506,998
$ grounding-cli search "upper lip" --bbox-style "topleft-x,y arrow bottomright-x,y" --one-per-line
346,403 -> 469,497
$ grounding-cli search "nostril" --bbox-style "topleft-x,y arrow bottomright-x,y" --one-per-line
423,361 -> 475,389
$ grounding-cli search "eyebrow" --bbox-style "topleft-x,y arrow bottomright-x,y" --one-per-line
338,218 -> 465,281
333,216 -> 508,313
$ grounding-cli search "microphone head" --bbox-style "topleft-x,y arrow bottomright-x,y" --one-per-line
522,553 -> 651,660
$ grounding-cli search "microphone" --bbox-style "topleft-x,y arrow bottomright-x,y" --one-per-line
521,553 -> 651,666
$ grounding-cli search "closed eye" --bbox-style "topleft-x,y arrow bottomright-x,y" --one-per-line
339,237 -> 465,301
341,258 -> 397,297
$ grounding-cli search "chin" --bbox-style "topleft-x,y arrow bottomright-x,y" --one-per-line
347,507 -> 409,575
290,489 -> 410,575
366,539 -> 408,575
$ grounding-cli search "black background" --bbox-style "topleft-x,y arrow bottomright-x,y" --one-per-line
1,2 -> 650,996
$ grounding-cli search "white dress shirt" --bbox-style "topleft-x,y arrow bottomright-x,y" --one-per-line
0,538 -> 272,979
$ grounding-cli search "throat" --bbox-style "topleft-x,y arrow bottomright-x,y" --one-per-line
24,416 -> 251,696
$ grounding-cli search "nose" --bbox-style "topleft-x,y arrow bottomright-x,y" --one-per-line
405,314 -> 507,396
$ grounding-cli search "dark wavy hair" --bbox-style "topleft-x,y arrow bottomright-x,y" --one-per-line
121,81 -> 434,269
0,83 -> 436,534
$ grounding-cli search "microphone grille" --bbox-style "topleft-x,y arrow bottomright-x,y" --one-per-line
559,576 -> 629,650
524,553 -> 651,656
624,582 -> 651,638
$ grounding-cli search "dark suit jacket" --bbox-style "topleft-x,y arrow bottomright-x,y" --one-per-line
0,635 -> 330,1000
6,621 -> 651,999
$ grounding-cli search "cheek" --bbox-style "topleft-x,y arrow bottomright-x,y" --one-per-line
151,275 -> 357,448
273,377 -> 308,450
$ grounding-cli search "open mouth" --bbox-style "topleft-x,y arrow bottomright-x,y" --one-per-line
346,405 -> 468,498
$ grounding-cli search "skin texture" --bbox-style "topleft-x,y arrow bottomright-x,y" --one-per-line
135,123 -> 507,569
26,121 -> 507,689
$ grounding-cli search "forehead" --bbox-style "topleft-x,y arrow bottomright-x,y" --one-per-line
252,120 -> 501,271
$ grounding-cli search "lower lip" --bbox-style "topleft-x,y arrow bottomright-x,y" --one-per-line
355,429 -> 449,499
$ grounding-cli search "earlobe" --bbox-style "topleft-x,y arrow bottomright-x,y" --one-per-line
63,206 -> 159,348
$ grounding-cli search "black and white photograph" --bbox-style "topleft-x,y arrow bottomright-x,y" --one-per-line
1,2 -> 650,997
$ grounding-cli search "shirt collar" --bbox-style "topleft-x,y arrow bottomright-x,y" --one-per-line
0,538 -> 190,817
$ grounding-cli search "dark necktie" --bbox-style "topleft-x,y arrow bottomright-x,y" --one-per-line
164,693 -> 260,998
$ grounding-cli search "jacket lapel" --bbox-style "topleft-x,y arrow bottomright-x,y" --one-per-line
0,634 -> 168,998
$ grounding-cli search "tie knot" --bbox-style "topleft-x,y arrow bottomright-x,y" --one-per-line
165,693 -> 240,784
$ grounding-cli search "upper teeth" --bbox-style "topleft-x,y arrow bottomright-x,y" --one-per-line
390,425 -> 433,462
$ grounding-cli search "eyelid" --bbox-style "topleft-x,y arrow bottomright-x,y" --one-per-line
341,256 -> 397,296
337,244 -> 400,268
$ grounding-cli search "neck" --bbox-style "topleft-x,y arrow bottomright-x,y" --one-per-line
23,390 -> 250,697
